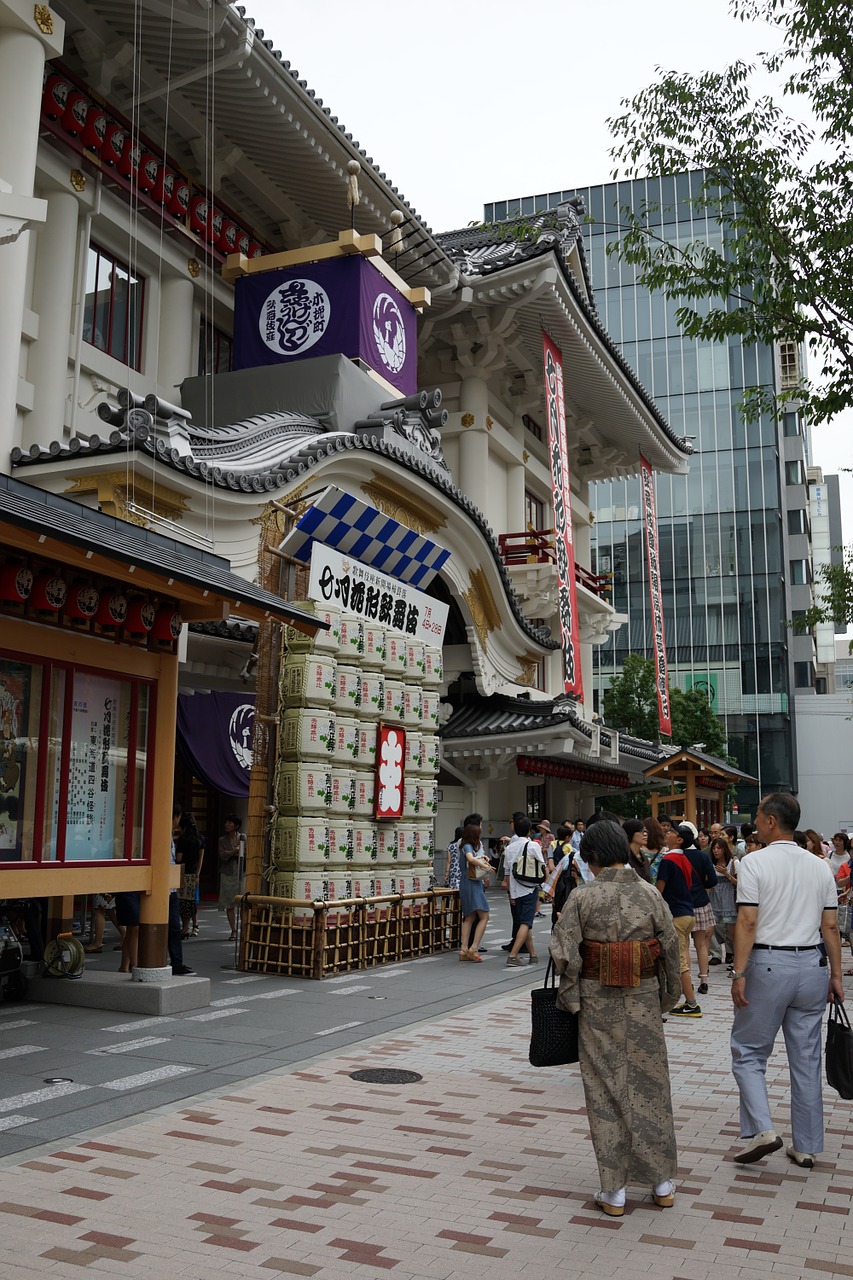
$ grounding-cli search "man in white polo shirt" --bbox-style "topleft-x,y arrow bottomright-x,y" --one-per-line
730,792 -> 843,1166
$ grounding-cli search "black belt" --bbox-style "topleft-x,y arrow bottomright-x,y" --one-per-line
752,943 -> 818,952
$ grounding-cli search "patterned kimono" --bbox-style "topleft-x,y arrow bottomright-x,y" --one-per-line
549,867 -> 682,1193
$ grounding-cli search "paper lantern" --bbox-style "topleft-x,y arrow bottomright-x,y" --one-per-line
137,151 -> 159,194
42,74 -> 70,121
189,195 -> 209,238
101,121 -> 127,167
247,240 -> 264,259
218,220 -> 238,254
236,229 -> 251,256
124,597 -> 155,637
152,165 -> 174,206
168,178 -> 190,219
62,89 -> 90,138
209,208 -> 223,246
116,137 -> 141,181
95,590 -> 128,628
64,582 -> 100,624
30,571 -> 66,612
80,104 -> 108,153
0,564 -> 33,603
150,605 -> 183,643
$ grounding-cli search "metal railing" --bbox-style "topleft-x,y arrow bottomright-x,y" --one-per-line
498,529 -> 612,599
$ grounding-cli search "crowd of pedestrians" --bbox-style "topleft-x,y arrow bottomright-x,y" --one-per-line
445,796 -> 848,1218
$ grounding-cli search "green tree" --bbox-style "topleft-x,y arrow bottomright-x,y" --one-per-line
799,543 -> 853,631
668,686 -> 729,758
607,0 -> 853,427
603,654 -> 659,740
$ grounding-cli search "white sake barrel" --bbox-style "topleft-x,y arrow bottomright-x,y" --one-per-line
352,822 -> 378,864
405,640 -> 425,681
401,685 -> 422,727
334,664 -> 362,714
376,824 -> 397,862
327,770 -> 356,816
420,734 -> 439,775
418,782 -> 438,819
339,616 -> 364,661
354,722 -> 378,770
403,780 -> 421,819
351,772 -> 375,818
272,818 -> 330,869
421,691 -> 441,732
404,730 -> 422,775
327,822 -> 354,864
281,708 -> 335,761
423,645 -> 443,686
382,679 -> 405,723
332,716 -> 359,765
282,654 -> 336,707
395,824 -> 417,862
359,672 -> 384,720
362,626 -> 386,668
385,633 -> 408,674
277,763 -> 333,814
284,602 -> 341,655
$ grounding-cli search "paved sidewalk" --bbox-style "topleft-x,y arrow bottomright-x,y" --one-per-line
1,966 -> 852,1279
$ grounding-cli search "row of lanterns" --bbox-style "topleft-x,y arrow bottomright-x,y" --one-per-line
0,562 -> 182,644
43,72 -> 265,260
516,754 -> 630,790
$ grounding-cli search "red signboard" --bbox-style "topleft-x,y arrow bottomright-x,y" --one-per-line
542,332 -> 583,699
374,722 -> 406,820
640,453 -> 672,736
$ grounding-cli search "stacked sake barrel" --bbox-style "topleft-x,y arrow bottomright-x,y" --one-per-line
270,602 -> 442,920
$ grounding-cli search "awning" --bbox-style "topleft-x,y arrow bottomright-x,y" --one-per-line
277,485 -> 450,587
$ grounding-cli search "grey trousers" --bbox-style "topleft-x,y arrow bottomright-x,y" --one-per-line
730,948 -> 828,1153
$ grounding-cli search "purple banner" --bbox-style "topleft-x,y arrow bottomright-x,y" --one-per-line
233,255 -> 417,394
177,692 -> 255,798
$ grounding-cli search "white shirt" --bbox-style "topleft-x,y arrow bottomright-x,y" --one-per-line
736,840 -> 838,946
504,834 -> 545,899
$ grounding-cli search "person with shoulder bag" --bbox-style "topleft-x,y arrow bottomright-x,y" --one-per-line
458,819 -> 492,962
502,815 -> 545,967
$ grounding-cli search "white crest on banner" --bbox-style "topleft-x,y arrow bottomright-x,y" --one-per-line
373,293 -> 406,373
259,277 -> 330,356
228,702 -> 255,771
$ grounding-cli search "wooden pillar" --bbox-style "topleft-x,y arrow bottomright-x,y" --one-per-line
46,895 -> 75,942
685,769 -> 697,827
650,790 -> 659,819
139,653 -> 179,968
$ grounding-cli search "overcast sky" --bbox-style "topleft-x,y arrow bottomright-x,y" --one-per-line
245,0 -> 850,514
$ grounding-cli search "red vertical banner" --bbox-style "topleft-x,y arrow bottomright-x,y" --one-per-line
542,332 -> 583,699
640,453 -> 672,735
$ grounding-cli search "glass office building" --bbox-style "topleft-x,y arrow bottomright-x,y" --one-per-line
483,176 -> 813,809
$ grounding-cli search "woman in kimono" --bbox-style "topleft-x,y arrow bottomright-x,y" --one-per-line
549,820 -> 682,1216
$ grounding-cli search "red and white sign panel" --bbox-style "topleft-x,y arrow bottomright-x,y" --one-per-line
542,332 -> 583,699
374,723 -> 406,820
640,453 -> 672,736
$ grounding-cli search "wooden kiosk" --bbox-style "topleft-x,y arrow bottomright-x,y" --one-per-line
643,748 -> 757,829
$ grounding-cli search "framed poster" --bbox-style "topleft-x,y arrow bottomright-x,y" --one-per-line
0,658 -> 32,859
374,723 -> 406,820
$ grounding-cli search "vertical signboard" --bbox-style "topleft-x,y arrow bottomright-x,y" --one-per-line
542,332 -> 583,699
640,453 -> 672,735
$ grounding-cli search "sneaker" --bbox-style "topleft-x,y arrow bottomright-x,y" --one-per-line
501,943 -> 513,951
534,911 -> 544,919
698,981 -> 709,995
594,1189 -> 625,1217
528,954 -> 540,965
708,957 -> 723,966
505,956 -> 526,968
191,926 -> 199,936
652,1179 -> 675,1207
733,1130 -> 783,1164
172,965 -> 195,976
786,1145 -> 815,1169
669,1002 -> 702,1018
477,947 -> 488,953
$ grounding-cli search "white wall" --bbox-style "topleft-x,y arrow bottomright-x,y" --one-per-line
795,692 -> 853,833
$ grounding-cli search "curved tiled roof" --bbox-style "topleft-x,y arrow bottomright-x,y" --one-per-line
13,404 -> 557,652
435,212 -> 692,460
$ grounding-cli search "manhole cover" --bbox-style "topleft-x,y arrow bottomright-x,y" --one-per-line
349,1068 -> 423,1084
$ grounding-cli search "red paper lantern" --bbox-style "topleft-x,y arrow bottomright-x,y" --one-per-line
64,581 -> 100,625
101,121 -> 127,167
42,74 -> 69,121
0,563 -> 33,603
30,571 -> 66,612
62,89 -> 90,138
236,229 -> 251,256
95,590 -> 128,628
152,165 -> 174,206
168,178 -> 190,219
124,597 -> 155,637
80,104 -> 108,153
150,605 -> 182,643
137,151 -> 159,194
247,241 -> 264,259
217,218 -> 238,255
189,195 -> 209,238
116,137 -> 141,181
209,208 -> 224,246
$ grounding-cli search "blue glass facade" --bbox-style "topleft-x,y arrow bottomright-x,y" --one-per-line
484,176 -> 808,809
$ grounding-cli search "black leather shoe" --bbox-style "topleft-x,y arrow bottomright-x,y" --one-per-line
501,943 -> 513,951
172,965 -> 195,976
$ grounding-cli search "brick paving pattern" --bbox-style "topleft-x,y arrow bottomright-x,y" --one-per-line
1,972 -> 852,1278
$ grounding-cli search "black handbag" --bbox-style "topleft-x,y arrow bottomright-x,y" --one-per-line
529,958 -> 580,1067
826,1000 -> 853,1099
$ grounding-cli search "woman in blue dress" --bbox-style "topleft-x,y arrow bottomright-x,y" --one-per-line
458,820 -> 492,961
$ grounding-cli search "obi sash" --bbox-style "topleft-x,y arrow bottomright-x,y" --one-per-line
580,938 -> 662,987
